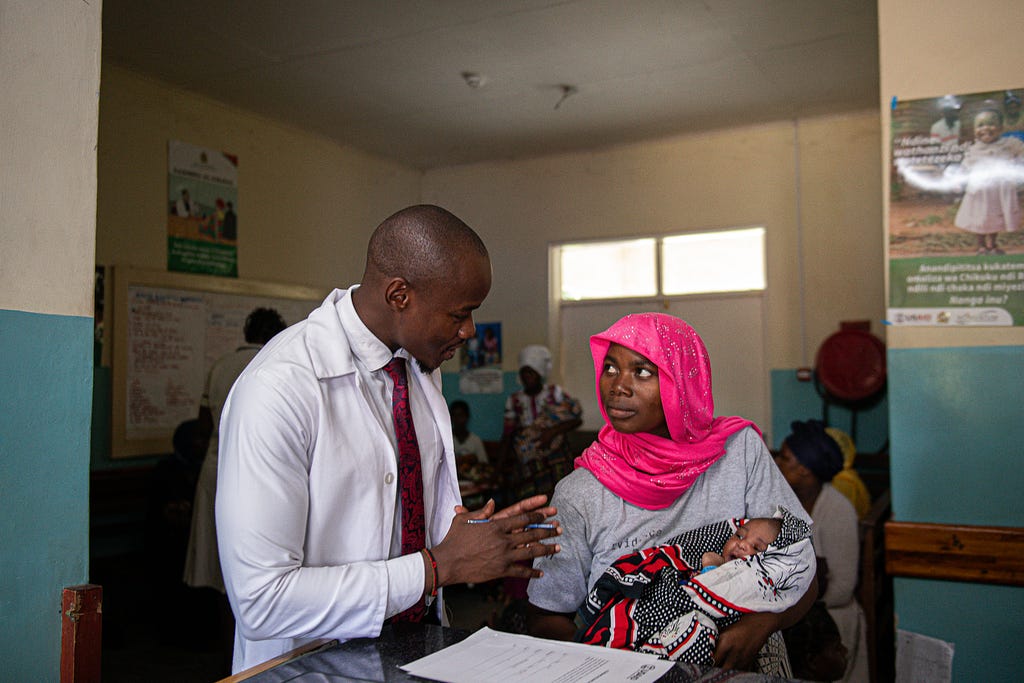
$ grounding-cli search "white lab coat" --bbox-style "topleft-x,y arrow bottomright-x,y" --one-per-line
216,288 -> 460,673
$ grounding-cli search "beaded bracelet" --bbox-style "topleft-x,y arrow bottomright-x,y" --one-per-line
421,547 -> 438,598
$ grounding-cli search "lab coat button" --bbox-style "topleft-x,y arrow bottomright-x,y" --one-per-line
385,472 -> 395,485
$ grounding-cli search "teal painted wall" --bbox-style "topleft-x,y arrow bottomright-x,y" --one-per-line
889,347 -> 1023,524
770,369 -> 889,453
894,578 -> 1021,681
441,371 -> 520,441
90,366 -> 116,468
1,309 -> 93,680
888,346 -> 1024,681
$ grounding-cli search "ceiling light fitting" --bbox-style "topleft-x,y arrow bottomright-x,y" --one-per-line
554,84 -> 577,110
461,71 -> 487,89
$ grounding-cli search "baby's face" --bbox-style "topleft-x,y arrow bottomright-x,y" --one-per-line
974,111 -> 1003,144
721,519 -> 778,561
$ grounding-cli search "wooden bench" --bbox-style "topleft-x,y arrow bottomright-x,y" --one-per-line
886,520 -> 1024,586
857,489 -> 894,683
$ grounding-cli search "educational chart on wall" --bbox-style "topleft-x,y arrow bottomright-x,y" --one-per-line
167,140 -> 239,277
889,88 -> 1024,326
112,267 -> 324,457
124,287 -> 317,441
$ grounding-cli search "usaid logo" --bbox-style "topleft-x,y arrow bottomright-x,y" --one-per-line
893,312 -> 934,324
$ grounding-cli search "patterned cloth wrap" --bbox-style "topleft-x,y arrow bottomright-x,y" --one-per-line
577,506 -> 814,665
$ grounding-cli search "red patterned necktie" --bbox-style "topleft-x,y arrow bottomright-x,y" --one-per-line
383,357 -> 426,622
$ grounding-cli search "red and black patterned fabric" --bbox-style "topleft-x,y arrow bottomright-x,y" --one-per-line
577,508 -> 814,665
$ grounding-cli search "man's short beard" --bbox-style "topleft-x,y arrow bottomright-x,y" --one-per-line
414,357 -> 436,374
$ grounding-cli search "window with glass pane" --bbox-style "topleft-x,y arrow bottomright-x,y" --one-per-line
661,228 -> 765,295
560,239 -> 657,300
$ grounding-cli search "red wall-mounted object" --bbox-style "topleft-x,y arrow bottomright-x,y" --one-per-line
815,329 -> 887,402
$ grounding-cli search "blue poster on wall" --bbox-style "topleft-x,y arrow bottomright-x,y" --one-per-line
459,321 -> 503,394
889,88 -> 1024,326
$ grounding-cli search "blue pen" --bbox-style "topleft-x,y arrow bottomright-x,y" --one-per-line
468,520 -> 555,529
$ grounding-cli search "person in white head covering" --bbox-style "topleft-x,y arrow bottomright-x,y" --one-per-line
493,344 -> 582,634
500,344 -> 582,499
930,94 -> 961,145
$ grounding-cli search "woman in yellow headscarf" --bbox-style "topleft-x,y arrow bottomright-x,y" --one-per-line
825,427 -> 871,520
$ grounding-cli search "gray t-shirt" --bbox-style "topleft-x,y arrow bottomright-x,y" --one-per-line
528,426 -> 809,614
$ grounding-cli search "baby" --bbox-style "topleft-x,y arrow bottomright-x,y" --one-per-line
700,517 -> 782,572
578,508 -> 814,665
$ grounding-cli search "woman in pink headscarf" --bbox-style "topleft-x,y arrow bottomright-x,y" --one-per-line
527,313 -> 817,673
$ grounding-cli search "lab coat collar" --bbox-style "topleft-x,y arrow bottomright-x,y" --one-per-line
304,286 -> 374,380
305,286 -> 456,463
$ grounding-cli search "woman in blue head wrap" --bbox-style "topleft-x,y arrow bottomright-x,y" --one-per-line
774,420 -> 868,682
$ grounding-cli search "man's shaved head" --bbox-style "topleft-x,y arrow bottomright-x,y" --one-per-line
364,205 -> 488,290
353,205 -> 491,372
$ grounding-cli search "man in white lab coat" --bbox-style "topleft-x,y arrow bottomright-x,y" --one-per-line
216,205 -> 561,673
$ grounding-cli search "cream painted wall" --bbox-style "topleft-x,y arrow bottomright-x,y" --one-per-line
0,0 -> 101,316
96,67 -> 883,376
96,65 -> 422,292
422,111 -> 884,373
880,0 -> 1024,350
796,113 -> 885,354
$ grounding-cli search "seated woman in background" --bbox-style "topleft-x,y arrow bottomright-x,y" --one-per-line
500,344 -> 582,499
449,399 -> 495,509
774,420 -> 868,683
527,313 -> 817,674
824,427 -> 872,520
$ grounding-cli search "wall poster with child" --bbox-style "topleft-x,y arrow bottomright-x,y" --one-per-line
889,88 -> 1024,326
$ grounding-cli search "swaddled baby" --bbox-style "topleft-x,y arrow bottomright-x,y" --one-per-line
577,506 -> 814,665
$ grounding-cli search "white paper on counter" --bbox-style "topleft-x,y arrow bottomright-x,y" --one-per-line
400,626 -> 672,683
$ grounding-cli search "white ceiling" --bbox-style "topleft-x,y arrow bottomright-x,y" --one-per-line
101,0 -> 880,169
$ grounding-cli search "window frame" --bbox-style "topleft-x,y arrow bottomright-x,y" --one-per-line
552,226 -> 767,304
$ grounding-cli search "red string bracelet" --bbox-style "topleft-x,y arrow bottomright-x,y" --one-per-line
421,548 -> 438,598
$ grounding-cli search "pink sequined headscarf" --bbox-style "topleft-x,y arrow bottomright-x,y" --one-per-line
575,313 -> 759,510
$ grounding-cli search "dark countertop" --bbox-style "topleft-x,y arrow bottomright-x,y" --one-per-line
243,624 -> 470,682
240,624 -> 797,683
